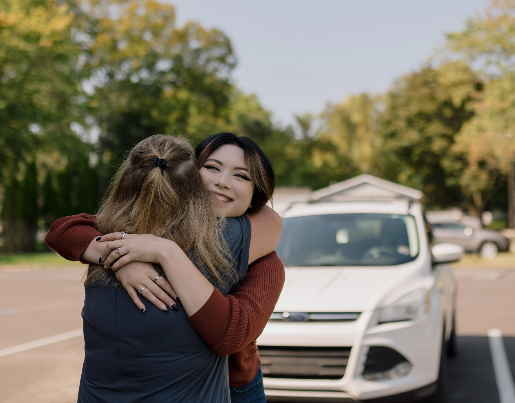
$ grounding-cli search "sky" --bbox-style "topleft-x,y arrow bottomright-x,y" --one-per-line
166,0 -> 492,126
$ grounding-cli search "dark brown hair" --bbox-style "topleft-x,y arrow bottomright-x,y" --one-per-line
195,132 -> 275,214
87,135 -> 233,286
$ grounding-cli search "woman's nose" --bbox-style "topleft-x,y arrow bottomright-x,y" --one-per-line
215,173 -> 231,189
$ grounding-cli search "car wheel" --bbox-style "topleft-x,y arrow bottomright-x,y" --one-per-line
420,334 -> 448,403
479,241 -> 498,260
447,314 -> 457,357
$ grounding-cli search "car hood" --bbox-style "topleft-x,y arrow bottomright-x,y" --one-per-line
275,266 -> 414,313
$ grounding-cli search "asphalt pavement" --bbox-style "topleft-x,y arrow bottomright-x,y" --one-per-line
0,265 -> 514,403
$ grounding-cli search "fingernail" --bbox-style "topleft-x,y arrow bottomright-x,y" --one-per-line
171,304 -> 178,311
161,305 -> 168,312
96,236 -> 101,241
140,308 -> 145,313
98,257 -> 102,263
175,295 -> 180,301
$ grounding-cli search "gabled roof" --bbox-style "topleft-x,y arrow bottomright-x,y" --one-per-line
310,174 -> 423,202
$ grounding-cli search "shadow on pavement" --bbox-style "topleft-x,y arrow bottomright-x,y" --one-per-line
446,335 -> 514,403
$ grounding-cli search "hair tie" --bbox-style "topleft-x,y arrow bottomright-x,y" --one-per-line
153,158 -> 166,171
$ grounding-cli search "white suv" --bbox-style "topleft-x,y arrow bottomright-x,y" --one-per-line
259,200 -> 463,402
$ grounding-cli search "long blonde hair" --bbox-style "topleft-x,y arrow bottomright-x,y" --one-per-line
86,135 -> 233,286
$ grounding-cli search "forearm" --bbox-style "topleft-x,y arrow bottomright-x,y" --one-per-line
189,252 -> 285,355
45,214 -> 101,263
158,242 -> 215,316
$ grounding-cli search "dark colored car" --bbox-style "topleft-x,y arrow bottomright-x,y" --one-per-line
430,221 -> 510,259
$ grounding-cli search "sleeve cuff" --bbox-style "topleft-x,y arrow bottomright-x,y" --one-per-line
60,225 -> 102,263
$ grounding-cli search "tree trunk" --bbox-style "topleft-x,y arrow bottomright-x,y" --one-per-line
509,157 -> 515,229
97,135 -> 106,204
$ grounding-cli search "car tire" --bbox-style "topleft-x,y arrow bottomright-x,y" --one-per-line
420,334 -> 448,403
479,241 -> 498,260
446,314 -> 457,357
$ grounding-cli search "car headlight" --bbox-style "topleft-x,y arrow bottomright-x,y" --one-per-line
378,289 -> 430,324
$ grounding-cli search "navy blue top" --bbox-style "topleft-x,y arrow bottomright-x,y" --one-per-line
78,216 -> 251,403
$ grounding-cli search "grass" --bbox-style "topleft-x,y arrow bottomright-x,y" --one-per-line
450,251 -> 515,269
1,251 -> 515,270
0,252 -> 82,268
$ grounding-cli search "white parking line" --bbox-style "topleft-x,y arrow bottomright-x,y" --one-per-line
0,329 -> 83,358
488,328 -> 515,403
0,308 -> 16,316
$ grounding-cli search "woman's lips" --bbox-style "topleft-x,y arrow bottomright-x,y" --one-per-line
212,192 -> 233,202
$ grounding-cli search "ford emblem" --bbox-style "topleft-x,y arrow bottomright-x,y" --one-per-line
282,312 -> 310,322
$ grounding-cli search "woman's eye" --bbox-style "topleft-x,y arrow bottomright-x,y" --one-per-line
203,165 -> 220,172
235,173 -> 251,181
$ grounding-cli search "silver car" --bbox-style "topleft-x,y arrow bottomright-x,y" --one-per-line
430,221 -> 510,259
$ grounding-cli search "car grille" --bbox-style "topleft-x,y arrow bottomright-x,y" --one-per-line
259,346 -> 352,379
268,312 -> 360,322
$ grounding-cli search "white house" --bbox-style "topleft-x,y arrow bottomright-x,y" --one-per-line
271,174 -> 422,215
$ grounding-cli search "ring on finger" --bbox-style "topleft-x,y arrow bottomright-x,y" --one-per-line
153,275 -> 161,282
120,231 -> 125,240
115,247 -> 121,256
137,286 -> 146,294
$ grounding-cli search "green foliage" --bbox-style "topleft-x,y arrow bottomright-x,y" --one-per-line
41,170 -> 58,228
1,172 -> 21,253
379,62 -> 479,208
318,93 -> 383,175
80,0 -> 237,192
442,0 -> 515,220
19,161 -> 38,251
76,155 -> 99,214
0,0 -> 82,181
486,220 -> 509,230
6,0 -> 515,254
0,251 -> 81,266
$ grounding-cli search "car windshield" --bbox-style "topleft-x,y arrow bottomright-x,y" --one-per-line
276,213 -> 420,267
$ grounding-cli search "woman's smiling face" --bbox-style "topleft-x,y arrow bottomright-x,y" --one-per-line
199,144 -> 254,217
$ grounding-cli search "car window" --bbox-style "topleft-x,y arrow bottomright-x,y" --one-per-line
446,223 -> 465,231
431,223 -> 444,229
276,213 -> 420,267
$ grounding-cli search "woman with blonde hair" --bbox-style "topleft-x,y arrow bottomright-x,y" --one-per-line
47,133 -> 284,402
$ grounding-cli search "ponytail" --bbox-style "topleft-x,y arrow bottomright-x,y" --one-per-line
86,135 -> 233,286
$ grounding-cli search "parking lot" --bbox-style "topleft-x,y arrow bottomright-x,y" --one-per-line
0,265 -> 514,403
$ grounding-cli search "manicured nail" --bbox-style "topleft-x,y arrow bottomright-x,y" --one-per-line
140,308 -> 145,313
96,236 -> 101,241
98,257 -> 102,263
171,304 -> 178,311
161,305 -> 168,312
175,295 -> 180,301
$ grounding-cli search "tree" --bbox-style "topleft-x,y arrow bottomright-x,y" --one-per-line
76,154 -> 99,214
75,0 -> 237,196
445,0 -> 515,225
225,90 -> 274,144
318,93 -> 383,175
1,172 -> 22,253
0,0 -> 81,183
379,62 -> 479,208
41,169 -> 58,229
19,160 -> 38,251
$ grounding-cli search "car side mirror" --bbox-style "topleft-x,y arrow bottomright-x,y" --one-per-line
432,243 -> 464,265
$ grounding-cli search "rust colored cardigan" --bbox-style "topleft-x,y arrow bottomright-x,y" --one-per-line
45,214 -> 285,386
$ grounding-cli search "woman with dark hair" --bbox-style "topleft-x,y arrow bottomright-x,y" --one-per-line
195,132 -> 275,215
47,132 -> 284,402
